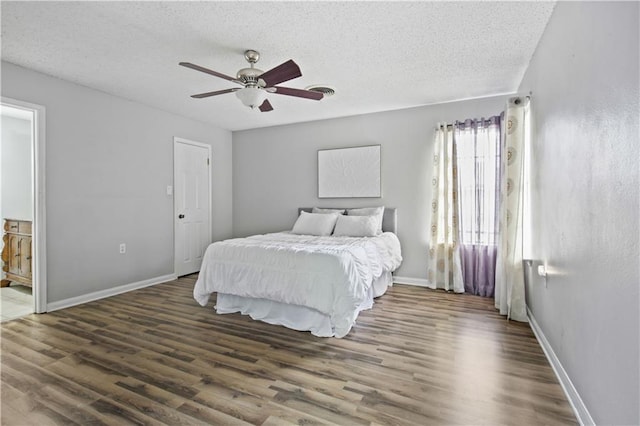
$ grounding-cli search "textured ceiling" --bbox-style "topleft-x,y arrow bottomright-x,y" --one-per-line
1,1 -> 555,131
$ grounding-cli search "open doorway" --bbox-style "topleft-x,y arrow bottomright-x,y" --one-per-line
0,98 -> 46,320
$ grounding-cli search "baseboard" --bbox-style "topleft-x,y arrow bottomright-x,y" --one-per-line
47,273 -> 178,312
392,276 -> 431,287
527,307 -> 595,426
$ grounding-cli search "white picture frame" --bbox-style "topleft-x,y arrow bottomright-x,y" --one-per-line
318,145 -> 381,198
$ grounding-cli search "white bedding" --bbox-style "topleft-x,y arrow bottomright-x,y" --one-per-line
193,232 -> 402,337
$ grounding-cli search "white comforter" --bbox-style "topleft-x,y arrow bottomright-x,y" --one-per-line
194,232 -> 402,336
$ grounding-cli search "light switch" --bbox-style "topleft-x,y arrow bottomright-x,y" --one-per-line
166,185 -> 173,196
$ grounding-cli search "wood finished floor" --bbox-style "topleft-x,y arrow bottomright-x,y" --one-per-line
0,274 -> 576,425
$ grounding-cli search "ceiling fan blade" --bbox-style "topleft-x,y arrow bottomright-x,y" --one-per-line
272,86 -> 323,100
179,62 -> 242,84
258,59 -> 302,86
259,99 -> 274,112
191,88 -> 239,98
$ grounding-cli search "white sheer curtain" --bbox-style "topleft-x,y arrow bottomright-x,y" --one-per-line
495,97 -> 529,321
427,124 -> 464,293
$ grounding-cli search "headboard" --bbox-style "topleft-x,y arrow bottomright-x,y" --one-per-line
298,207 -> 397,234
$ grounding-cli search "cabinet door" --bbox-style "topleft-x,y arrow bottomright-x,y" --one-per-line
8,234 -> 21,275
19,236 -> 32,279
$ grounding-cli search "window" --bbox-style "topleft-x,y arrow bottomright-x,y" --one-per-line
454,118 -> 501,246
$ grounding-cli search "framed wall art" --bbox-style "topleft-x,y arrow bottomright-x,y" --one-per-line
317,145 -> 381,198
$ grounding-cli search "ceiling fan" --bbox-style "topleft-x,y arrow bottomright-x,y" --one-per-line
179,50 -> 323,112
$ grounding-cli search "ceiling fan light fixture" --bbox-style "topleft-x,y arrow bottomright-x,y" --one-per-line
235,87 -> 267,109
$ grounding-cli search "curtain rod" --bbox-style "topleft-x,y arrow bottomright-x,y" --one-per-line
436,93 -> 531,129
438,117 -> 500,129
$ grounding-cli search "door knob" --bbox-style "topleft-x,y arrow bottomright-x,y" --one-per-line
178,214 -> 185,219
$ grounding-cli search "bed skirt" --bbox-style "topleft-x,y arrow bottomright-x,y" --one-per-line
215,271 -> 393,337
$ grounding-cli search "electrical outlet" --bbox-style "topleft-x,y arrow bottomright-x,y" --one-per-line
119,243 -> 126,254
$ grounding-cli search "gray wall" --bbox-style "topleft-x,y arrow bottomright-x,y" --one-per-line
1,61 -> 234,303
233,96 -> 506,279
1,115 -> 33,221
519,2 -> 639,424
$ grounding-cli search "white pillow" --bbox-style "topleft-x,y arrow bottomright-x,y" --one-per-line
332,215 -> 379,237
312,207 -> 345,215
291,211 -> 339,236
347,206 -> 385,234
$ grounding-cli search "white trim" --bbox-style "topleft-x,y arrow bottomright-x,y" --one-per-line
392,276 -> 461,292
392,276 -> 431,287
173,137 -> 212,276
47,273 -> 177,312
1,97 -> 47,314
527,307 -> 595,426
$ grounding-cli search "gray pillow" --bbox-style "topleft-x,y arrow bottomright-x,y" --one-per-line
312,207 -> 346,215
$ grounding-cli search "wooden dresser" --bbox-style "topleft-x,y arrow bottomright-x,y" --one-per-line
1,219 -> 32,287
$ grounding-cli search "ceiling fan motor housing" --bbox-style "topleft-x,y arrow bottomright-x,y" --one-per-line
237,49 -> 264,86
236,67 -> 264,86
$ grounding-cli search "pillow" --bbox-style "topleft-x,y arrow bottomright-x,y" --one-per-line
347,206 -> 385,234
291,211 -> 339,236
312,207 -> 345,215
332,215 -> 379,237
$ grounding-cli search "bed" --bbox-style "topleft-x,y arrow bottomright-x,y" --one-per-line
193,207 -> 402,337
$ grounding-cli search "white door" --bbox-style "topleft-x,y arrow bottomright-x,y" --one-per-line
174,138 -> 211,277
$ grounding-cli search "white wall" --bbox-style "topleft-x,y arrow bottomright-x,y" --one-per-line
232,96 -> 506,280
1,115 -> 33,221
1,61 -> 234,303
519,2 -> 639,424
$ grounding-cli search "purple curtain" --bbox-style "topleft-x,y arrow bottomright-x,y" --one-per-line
459,244 -> 497,297
454,116 -> 501,297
